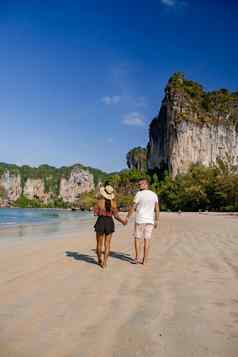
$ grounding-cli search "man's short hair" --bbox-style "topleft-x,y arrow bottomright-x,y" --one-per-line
138,177 -> 149,183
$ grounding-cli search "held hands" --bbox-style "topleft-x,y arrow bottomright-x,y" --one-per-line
122,217 -> 128,226
154,220 -> 159,229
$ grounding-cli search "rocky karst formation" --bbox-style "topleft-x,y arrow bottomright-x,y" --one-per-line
59,167 -> 94,203
0,170 -> 22,202
126,147 -> 147,171
23,178 -> 48,203
147,73 -> 238,177
0,163 -> 98,206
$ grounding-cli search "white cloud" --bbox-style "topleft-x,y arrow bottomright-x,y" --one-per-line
101,96 -> 121,105
161,0 -> 176,6
122,112 -> 145,126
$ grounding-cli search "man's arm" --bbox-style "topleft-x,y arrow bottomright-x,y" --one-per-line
125,193 -> 138,224
125,201 -> 137,224
126,203 -> 137,222
154,202 -> 160,228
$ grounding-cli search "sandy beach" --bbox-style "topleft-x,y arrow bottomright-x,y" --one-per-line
0,212 -> 238,357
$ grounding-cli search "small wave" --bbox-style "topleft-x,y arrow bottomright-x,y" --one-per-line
0,222 -> 16,226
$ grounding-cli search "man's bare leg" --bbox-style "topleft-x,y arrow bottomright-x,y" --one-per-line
142,239 -> 150,265
134,238 -> 141,263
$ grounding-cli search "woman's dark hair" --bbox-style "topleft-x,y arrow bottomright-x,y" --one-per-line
105,198 -> 112,212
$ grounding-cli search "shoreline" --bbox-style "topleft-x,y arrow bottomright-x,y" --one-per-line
0,210 -> 237,238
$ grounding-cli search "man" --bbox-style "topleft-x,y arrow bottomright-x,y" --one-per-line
126,178 -> 160,265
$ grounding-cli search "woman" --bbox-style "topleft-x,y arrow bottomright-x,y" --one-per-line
94,184 -> 126,268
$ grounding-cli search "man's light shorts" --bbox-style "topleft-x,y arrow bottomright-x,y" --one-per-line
134,223 -> 154,240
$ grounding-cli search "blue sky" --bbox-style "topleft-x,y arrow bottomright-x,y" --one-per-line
0,0 -> 237,172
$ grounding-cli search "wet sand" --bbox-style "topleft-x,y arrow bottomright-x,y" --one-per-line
0,213 -> 238,357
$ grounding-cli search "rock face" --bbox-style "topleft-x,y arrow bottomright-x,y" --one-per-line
23,178 -> 51,204
59,167 -> 94,203
0,164 -> 95,206
126,147 -> 147,171
23,178 -> 45,199
0,171 -> 22,201
147,73 -> 238,177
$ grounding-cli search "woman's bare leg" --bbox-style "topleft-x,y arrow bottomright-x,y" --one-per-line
96,233 -> 105,266
103,234 -> 112,268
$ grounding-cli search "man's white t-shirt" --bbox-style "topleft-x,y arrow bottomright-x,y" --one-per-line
134,189 -> 158,224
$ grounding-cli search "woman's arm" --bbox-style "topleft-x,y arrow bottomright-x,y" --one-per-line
93,200 -> 100,216
112,200 -> 127,225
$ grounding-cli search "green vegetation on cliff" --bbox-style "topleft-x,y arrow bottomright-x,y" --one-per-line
0,163 -> 20,177
126,147 -> 147,171
167,72 -> 238,127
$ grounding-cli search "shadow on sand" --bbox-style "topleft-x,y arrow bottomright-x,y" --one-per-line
92,249 -> 135,264
65,251 -> 98,265
65,250 -> 135,266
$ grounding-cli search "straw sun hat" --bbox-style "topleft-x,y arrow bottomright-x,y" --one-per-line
100,185 -> 115,200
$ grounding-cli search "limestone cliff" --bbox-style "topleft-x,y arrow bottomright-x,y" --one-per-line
0,163 -> 99,206
23,178 -> 51,204
126,147 -> 147,171
59,167 -> 94,203
147,73 -> 238,177
0,170 -> 22,202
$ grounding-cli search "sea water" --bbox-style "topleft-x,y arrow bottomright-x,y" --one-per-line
0,208 -> 95,241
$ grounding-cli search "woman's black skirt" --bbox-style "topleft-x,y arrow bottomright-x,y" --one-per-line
94,216 -> 115,235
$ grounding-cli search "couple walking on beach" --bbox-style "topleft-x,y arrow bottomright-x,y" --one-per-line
94,178 -> 160,268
